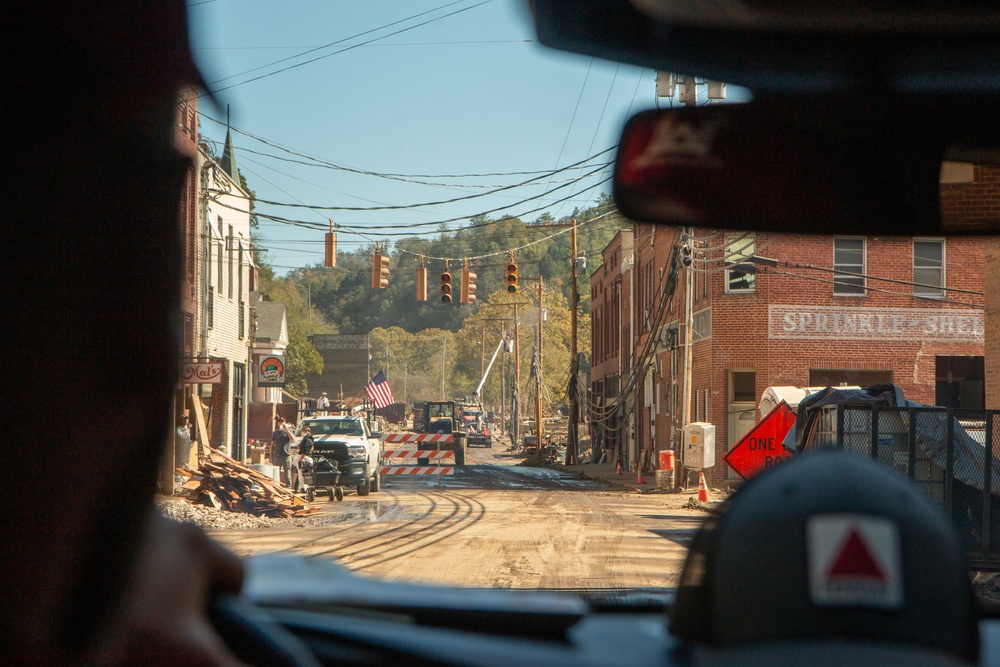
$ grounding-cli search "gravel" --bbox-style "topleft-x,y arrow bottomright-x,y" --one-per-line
156,497 -> 357,532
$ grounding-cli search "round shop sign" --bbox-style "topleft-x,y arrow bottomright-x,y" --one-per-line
260,356 -> 284,382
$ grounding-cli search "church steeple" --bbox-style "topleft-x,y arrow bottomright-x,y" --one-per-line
220,105 -> 240,183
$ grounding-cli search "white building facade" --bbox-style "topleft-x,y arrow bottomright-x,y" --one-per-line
195,132 -> 256,456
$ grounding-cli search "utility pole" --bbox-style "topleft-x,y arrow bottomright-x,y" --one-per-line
520,277 -> 545,453
501,324 -> 506,436
492,303 -> 529,443
441,337 -> 447,400
680,228 -> 694,486
628,235 -> 636,469
566,219 -> 579,465
537,276 -> 544,453
514,303 -> 520,443
535,323 -> 543,455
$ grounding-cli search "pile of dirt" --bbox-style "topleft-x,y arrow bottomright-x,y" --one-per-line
156,497 -> 353,531
517,454 -> 552,468
682,496 -> 709,511
157,498 -> 284,531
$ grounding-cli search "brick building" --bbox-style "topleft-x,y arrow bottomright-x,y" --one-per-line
591,226 -> 986,486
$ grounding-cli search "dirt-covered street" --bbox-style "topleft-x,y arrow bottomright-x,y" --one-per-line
205,446 -> 712,590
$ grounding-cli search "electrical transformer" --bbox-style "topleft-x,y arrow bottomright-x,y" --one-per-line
683,422 -> 716,470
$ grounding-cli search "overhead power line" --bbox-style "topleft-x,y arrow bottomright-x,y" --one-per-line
204,0 -> 494,94
201,113 -> 601,180
770,269 -> 983,308
231,152 -> 615,213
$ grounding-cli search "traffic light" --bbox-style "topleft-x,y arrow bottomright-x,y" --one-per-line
440,271 -> 453,304
415,265 -> 427,301
324,230 -> 337,268
460,265 -> 477,304
372,249 -> 390,289
505,260 -> 518,294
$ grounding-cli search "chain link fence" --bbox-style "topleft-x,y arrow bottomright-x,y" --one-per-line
805,405 -> 1000,570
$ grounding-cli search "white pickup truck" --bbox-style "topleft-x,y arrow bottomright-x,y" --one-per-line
293,415 -> 382,495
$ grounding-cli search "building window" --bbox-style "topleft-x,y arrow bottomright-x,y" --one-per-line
207,286 -> 214,329
913,239 -> 945,298
227,225 -> 234,299
833,237 -> 866,296
692,308 -> 711,343
217,217 -> 224,295
238,239 -> 244,304
183,313 -> 195,357
725,235 -> 756,292
239,300 -> 246,340
732,371 -> 756,402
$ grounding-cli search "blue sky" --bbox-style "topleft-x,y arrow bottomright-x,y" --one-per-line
188,0 -> 740,275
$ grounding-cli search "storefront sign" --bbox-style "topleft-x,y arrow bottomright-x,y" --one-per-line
181,361 -> 224,384
769,305 -> 983,342
257,355 -> 286,387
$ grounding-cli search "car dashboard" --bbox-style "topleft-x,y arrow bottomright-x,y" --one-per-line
218,555 -> 1000,667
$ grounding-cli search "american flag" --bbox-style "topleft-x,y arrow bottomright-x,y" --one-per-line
365,371 -> 394,409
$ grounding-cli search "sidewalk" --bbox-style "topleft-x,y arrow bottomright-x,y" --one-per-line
557,460 -> 692,494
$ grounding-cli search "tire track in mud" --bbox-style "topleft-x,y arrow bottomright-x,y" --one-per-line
331,491 -> 487,570
310,491 -> 457,560
281,491 -> 412,553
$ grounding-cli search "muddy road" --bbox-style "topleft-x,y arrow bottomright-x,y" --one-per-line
211,447 -> 707,590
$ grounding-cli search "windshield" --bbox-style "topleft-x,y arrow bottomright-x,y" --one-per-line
299,419 -> 364,437
177,2 -> 991,601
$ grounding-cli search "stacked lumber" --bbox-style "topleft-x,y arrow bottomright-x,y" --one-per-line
175,447 -> 319,518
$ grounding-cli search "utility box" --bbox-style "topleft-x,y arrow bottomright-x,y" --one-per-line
683,422 -> 716,470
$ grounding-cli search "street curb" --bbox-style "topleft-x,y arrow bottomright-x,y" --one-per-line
560,465 -> 678,494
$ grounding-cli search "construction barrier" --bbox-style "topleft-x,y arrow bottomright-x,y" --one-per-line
382,449 -> 455,461
381,466 -> 455,476
381,434 -> 456,476
384,433 -> 454,444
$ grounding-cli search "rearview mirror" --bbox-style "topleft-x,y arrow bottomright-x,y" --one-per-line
612,100 -> 999,236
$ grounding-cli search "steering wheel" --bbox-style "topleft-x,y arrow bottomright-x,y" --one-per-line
210,594 -> 321,667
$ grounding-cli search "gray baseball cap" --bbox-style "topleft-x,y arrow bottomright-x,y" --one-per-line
670,449 -> 978,665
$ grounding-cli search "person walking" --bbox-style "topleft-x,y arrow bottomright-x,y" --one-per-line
270,416 -> 293,485
174,415 -> 192,470
291,427 -> 314,492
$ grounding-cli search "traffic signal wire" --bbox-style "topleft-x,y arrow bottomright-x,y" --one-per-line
236,155 -> 614,213
202,126 -> 611,189
199,114 -> 616,186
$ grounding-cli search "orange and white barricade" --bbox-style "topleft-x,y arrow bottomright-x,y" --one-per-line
381,433 -> 455,477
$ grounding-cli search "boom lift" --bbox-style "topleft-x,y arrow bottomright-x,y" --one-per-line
464,337 -> 509,447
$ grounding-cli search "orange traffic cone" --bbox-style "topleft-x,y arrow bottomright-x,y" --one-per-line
637,465 -> 645,484
698,472 -> 711,503
616,459 -> 622,475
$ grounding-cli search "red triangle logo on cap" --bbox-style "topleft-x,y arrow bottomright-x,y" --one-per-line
826,528 -> 885,580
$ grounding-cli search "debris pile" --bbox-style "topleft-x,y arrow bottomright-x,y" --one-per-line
682,496 -> 708,511
157,498 -> 285,530
175,448 -> 319,519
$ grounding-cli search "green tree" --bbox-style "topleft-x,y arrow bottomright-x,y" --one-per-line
257,261 -> 332,396
304,200 -> 621,333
